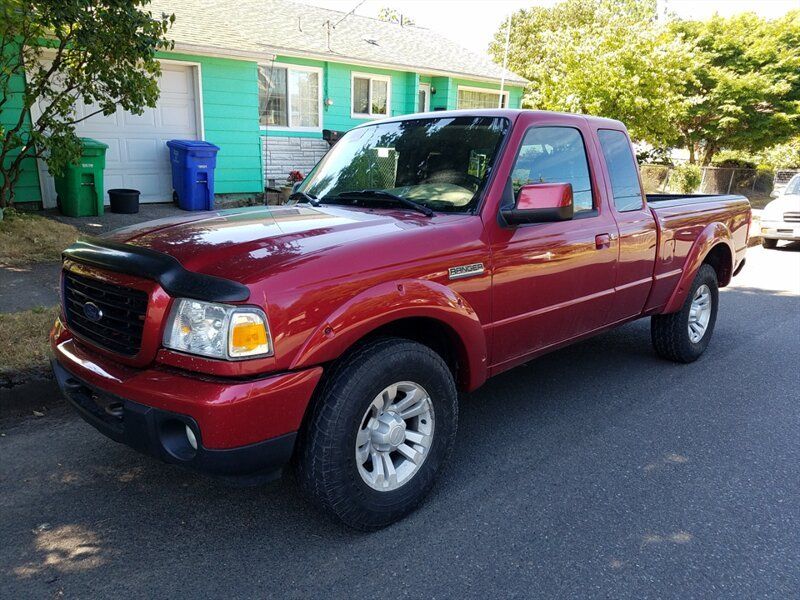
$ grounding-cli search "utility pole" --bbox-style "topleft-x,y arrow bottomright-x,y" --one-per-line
498,13 -> 512,108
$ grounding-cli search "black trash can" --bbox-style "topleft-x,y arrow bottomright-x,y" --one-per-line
108,189 -> 140,214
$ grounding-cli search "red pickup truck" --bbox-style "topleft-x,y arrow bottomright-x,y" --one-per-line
51,110 -> 750,530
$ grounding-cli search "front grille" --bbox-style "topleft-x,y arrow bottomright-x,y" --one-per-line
783,212 -> 800,223
63,271 -> 148,356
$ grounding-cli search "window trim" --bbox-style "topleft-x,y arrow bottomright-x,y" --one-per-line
457,85 -> 510,110
505,125 -> 600,221
351,72 -> 392,119
596,127 -> 645,213
258,63 -> 323,133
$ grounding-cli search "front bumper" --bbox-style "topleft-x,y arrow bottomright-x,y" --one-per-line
51,333 -> 323,480
760,222 -> 800,241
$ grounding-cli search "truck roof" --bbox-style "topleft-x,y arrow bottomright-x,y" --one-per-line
355,108 -> 626,130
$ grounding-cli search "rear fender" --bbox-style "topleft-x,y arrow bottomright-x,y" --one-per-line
289,279 -> 488,391
663,222 -> 734,314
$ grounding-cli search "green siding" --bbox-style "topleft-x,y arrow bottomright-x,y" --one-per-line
158,51 -> 263,193
1,43 -> 42,204
264,56 -> 525,138
448,77 -> 524,110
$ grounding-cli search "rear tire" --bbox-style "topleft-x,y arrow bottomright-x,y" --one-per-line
296,337 -> 458,530
651,264 -> 719,363
762,238 -> 778,249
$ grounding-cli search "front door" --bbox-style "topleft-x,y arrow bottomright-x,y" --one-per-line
489,124 -> 619,370
417,83 -> 431,113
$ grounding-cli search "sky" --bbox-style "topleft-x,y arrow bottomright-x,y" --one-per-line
299,0 -> 798,57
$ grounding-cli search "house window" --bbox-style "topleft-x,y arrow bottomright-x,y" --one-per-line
457,86 -> 509,109
259,64 -> 321,130
351,73 -> 391,118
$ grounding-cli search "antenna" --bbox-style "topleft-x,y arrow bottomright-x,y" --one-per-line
324,0 -> 365,53
335,0 -> 365,27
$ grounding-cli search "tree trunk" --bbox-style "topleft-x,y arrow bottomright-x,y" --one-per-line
701,144 -> 716,166
688,144 -> 696,164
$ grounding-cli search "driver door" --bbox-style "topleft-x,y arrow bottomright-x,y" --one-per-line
489,123 -> 619,370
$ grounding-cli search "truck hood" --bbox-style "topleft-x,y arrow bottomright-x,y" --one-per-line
763,195 -> 800,219
102,205 -> 450,282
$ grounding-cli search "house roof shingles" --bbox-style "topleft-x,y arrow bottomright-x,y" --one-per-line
149,0 -> 527,85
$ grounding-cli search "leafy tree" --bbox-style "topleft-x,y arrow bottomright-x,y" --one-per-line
377,7 -> 415,26
760,138 -> 800,169
0,1 -> 174,209
670,11 -> 800,165
489,0 -> 696,147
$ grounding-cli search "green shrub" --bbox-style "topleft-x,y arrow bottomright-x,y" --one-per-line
669,164 -> 702,194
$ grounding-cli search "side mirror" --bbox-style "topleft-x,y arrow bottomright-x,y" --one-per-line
770,190 -> 779,199
292,182 -> 302,193
501,183 -> 574,225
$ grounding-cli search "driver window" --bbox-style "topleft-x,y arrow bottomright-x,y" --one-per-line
511,127 -> 595,213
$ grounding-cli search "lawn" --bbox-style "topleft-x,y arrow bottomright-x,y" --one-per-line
0,209 -> 79,267
0,306 -> 59,381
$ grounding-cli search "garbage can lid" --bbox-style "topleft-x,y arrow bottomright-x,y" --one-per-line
166,139 -> 220,152
80,137 -> 109,150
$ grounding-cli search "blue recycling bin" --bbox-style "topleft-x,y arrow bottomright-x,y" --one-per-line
166,140 -> 220,211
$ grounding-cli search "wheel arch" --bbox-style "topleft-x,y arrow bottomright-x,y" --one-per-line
289,279 -> 488,392
663,222 -> 734,314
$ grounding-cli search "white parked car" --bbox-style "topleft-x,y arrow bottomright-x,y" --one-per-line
760,174 -> 800,249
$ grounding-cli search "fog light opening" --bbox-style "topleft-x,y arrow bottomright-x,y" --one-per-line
159,419 -> 198,461
185,425 -> 198,450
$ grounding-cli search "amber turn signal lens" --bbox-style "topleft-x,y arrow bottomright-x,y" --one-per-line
232,322 -> 267,351
228,311 -> 271,358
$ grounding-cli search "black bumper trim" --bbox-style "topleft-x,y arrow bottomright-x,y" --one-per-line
62,238 -> 250,303
52,359 -> 295,481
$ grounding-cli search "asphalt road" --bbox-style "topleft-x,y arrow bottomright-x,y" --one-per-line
2,244 -> 799,599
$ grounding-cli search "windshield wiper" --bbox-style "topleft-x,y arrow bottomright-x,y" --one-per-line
289,191 -> 320,206
327,189 -> 434,217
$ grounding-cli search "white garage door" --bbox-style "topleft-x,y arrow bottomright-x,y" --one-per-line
37,62 -> 200,207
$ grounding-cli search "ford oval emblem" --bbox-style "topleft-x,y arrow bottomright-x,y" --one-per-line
83,302 -> 103,322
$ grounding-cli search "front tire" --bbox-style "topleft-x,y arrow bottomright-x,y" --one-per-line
296,338 -> 458,530
762,238 -> 778,249
651,264 -> 719,363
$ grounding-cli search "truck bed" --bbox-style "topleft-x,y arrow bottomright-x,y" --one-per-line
646,193 -> 743,208
644,193 -> 751,312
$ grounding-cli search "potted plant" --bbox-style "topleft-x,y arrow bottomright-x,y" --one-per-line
281,170 -> 305,203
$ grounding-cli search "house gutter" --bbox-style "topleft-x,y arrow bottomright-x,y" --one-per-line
261,45 -> 529,86
172,42 -> 276,63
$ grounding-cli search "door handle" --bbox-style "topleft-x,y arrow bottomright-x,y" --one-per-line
595,233 -> 612,249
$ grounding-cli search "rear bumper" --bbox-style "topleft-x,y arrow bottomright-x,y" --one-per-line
51,330 -> 323,479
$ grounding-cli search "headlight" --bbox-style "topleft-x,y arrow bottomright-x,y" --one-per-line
163,299 -> 272,360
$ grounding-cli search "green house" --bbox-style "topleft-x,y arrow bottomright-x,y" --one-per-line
8,0 -> 527,208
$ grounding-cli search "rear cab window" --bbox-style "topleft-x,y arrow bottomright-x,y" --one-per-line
597,129 -> 644,212
510,127 -> 595,214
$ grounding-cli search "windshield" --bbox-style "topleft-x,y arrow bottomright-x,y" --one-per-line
299,116 -> 509,213
784,174 -> 800,196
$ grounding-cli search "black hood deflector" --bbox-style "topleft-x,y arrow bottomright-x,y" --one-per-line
62,238 -> 250,303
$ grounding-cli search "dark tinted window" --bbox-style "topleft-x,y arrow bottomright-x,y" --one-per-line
511,127 -> 594,213
597,129 -> 643,212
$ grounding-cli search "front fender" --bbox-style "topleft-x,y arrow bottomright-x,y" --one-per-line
663,222 -> 734,314
289,279 -> 488,391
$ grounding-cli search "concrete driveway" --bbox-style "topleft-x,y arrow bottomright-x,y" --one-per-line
1,244 -> 798,598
